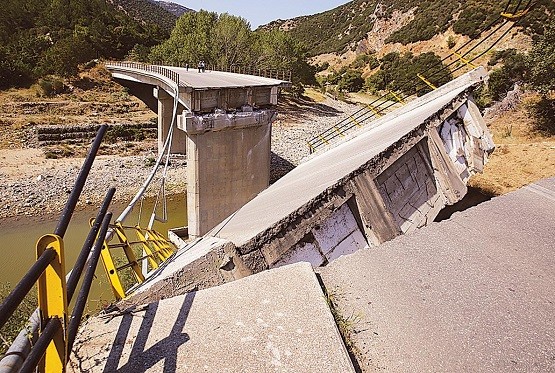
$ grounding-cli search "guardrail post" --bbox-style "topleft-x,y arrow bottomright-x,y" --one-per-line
36,234 -> 67,373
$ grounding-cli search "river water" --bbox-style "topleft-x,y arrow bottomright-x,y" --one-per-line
0,194 -> 187,312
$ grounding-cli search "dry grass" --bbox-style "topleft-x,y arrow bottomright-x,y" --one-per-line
470,94 -> 555,196
0,66 -> 156,153
303,87 -> 327,102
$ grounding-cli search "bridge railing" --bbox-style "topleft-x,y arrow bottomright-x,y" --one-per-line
107,60 -> 292,84
0,126 -> 117,372
100,223 -> 176,300
107,61 -> 184,87
150,61 -> 292,82
210,65 -> 292,82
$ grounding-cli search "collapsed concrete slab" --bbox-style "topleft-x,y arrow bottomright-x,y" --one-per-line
68,263 -> 355,373
317,177 -> 555,372
126,67 -> 494,305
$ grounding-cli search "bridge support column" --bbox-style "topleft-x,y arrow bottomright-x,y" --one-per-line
154,87 -> 187,155
179,109 -> 276,238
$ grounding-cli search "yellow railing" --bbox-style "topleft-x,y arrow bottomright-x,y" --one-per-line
100,223 -> 177,300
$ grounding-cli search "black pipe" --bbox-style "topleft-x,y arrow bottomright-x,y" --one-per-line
0,249 -> 56,329
54,124 -> 107,238
66,212 -> 113,356
18,317 -> 62,373
66,188 -> 115,302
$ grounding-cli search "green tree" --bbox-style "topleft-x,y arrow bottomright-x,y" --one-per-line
213,13 -> 253,67
337,69 -> 364,92
254,29 -> 315,85
529,20 -> 555,95
0,0 -> 166,88
364,51 -> 452,96
149,10 -> 218,65
482,49 -> 528,102
149,12 -> 316,86
528,19 -> 555,134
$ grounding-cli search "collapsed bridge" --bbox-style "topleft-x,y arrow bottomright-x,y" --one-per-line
122,67 -> 495,305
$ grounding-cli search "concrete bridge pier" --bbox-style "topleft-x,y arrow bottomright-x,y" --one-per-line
179,109 -> 276,237
154,87 -> 187,155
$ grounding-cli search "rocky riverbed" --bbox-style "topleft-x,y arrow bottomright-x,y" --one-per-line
0,94 -> 360,222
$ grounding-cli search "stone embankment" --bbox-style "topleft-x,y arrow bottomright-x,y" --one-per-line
0,95 -> 360,221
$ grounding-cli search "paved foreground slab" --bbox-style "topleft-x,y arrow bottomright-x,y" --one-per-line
318,178 -> 555,372
69,262 -> 354,372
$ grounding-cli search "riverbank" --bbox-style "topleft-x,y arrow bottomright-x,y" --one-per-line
0,90 -> 360,222
0,148 -> 188,222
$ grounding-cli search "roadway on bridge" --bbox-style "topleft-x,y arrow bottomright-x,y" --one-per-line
161,66 -> 286,89
318,177 -> 555,372
209,80 -> 473,247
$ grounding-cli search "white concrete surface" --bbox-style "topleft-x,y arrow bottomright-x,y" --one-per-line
69,263 -> 355,373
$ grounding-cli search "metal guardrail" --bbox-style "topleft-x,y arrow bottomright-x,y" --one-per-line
100,223 -> 176,300
152,61 -> 292,82
0,125 -> 116,372
107,61 -> 184,87
306,96 -> 402,153
209,65 -> 292,82
109,60 -> 292,84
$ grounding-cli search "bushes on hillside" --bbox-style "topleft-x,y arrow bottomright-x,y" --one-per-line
0,0 -> 167,89
365,51 -> 452,96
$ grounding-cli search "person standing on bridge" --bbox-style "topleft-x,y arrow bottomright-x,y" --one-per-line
201,60 -> 206,73
198,61 -> 202,73
185,62 -> 189,71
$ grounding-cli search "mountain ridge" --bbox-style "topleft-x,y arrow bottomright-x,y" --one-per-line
261,0 -> 554,59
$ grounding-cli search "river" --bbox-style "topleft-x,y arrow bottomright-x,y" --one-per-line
0,194 -> 187,313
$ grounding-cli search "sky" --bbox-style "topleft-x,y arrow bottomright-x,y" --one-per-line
172,1 -> 352,29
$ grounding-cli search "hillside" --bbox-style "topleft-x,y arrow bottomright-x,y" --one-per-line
154,0 -> 193,17
0,0 -> 169,89
107,0 -> 182,32
262,0 -> 554,58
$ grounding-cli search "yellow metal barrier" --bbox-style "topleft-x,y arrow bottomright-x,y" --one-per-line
367,104 -> 382,117
333,126 -> 345,137
317,134 -> 330,145
307,141 -> 316,154
100,223 -> 177,300
417,73 -> 438,90
36,234 -> 68,372
452,52 -> 477,68
389,91 -> 405,104
348,115 -> 363,128
501,8 -> 530,21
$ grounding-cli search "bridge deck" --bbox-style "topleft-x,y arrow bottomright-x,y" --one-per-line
209,80 -> 474,247
161,66 -> 287,89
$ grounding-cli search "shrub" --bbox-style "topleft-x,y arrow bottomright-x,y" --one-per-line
447,36 -> 456,49
0,284 -> 37,355
484,49 -> 527,102
37,76 -> 66,97
529,96 -> 555,135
